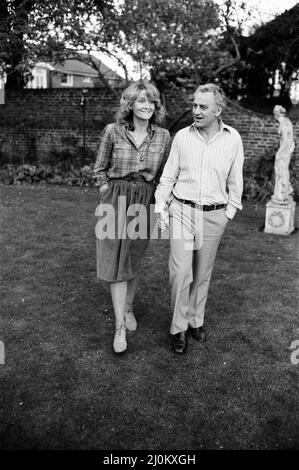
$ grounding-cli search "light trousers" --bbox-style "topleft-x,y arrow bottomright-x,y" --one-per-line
168,199 -> 229,335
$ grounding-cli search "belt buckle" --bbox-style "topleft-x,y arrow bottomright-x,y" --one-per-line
213,204 -> 217,210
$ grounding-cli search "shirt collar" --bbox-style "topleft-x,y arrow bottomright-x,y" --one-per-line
190,119 -> 231,133
123,121 -> 156,137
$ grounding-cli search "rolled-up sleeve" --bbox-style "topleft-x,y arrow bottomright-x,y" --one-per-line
93,124 -> 113,187
154,134 -> 180,213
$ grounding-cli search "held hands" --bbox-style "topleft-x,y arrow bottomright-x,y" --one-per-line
157,210 -> 169,231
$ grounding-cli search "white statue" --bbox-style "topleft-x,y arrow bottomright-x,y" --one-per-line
272,105 -> 295,204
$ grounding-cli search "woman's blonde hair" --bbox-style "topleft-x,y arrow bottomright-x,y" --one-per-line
115,80 -> 165,128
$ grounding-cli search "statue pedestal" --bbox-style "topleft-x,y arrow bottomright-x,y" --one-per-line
264,199 -> 296,235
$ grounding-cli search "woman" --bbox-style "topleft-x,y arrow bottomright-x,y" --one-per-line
93,80 -> 171,353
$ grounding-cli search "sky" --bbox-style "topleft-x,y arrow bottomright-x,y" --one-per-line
237,0 -> 298,35
98,0 -> 299,79
250,0 -> 298,20
240,0 -> 298,29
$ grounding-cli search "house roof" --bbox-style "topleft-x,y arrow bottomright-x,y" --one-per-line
35,55 -> 125,81
79,54 -> 124,80
53,59 -> 99,77
52,55 -> 124,81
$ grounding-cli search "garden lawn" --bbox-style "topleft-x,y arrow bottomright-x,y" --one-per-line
0,183 -> 298,450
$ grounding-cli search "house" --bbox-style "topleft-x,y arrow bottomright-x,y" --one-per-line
26,57 -> 125,89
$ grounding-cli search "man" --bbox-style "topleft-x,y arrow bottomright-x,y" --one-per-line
155,83 -> 244,353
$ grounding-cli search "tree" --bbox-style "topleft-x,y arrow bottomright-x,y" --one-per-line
0,0 -> 34,88
0,0 -> 127,91
116,0 -> 254,127
117,0 -> 220,91
239,4 -> 299,109
215,0 -> 254,98
26,0 -> 130,94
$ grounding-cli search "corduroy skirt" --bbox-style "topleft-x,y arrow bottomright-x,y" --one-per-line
95,178 -> 155,282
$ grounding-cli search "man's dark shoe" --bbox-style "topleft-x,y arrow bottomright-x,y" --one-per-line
189,326 -> 206,342
173,331 -> 188,353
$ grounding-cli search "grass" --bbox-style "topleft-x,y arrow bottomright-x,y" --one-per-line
0,183 -> 298,450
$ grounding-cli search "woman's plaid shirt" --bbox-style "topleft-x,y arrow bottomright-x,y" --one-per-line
93,122 -> 171,187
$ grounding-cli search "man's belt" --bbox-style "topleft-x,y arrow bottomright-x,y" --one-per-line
173,195 -> 226,211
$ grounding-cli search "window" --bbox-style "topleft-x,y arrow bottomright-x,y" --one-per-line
83,76 -> 92,83
61,74 -> 73,86
26,68 -> 47,88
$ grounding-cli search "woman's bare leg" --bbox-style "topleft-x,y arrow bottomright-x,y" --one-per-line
124,277 -> 138,331
125,277 -> 139,312
110,281 -> 127,352
110,281 -> 127,327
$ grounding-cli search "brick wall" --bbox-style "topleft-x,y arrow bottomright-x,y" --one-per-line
222,102 -> 296,171
0,88 -> 298,176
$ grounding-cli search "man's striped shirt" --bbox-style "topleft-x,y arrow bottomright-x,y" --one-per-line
155,121 -> 244,219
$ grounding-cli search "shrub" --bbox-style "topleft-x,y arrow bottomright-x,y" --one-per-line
1,153 -> 297,204
243,151 -> 298,203
0,163 -> 95,187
